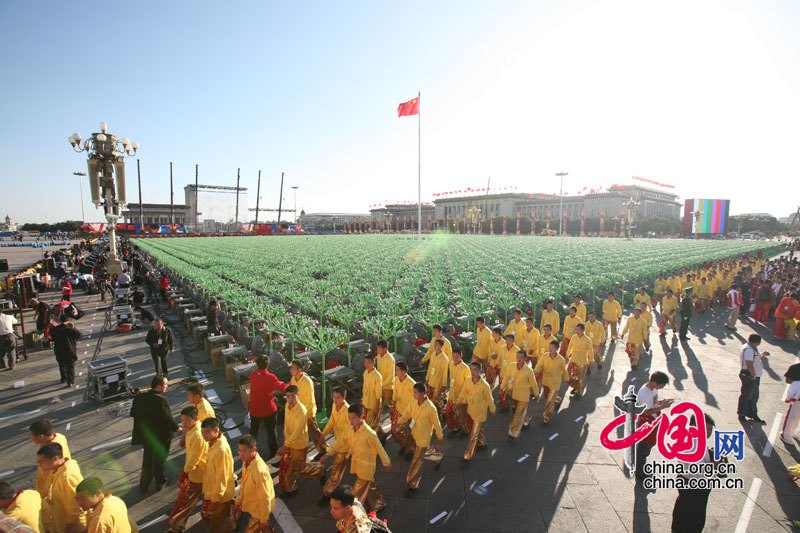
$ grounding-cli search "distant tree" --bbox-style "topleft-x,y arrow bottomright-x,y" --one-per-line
20,220 -> 81,232
728,216 -> 788,234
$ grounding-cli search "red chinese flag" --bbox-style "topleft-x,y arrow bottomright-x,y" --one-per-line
398,96 -> 420,117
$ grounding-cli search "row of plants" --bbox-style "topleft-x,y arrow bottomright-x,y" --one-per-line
133,235 -> 780,354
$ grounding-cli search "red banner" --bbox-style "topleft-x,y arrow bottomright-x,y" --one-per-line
632,176 -> 675,189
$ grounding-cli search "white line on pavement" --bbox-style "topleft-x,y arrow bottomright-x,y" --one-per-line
138,514 -> 168,530
274,498 -> 303,533
734,477 -> 762,533
90,437 -> 132,451
430,511 -> 447,524
762,412 -> 783,457
549,433 -> 559,440
0,409 -> 42,423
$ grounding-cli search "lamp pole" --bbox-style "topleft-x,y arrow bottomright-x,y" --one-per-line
73,172 -> 87,224
69,122 -> 138,274
556,172 -> 568,236
291,186 -> 299,224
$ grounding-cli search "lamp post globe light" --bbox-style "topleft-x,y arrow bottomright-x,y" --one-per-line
68,122 -> 138,275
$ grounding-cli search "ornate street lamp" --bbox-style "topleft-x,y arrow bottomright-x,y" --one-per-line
68,122 -> 138,274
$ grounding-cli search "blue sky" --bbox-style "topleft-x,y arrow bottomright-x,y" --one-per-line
1,1 -> 799,223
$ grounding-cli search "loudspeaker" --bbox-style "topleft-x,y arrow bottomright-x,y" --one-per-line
14,275 -> 37,308
0,259 -> 8,272
113,161 -> 126,205
87,159 -> 102,206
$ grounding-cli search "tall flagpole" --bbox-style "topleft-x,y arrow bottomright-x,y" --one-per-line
417,91 -> 421,240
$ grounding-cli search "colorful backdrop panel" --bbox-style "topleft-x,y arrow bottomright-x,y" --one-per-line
683,199 -> 730,234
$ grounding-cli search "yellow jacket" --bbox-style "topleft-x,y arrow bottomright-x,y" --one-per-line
519,327 -> 540,356
662,295 -> 679,315
537,334 -> 556,359
654,279 -> 668,295
422,336 -> 452,361
667,276 -> 682,293
573,303 -> 587,322
36,433 -> 71,498
640,309 -> 653,329
377,353 -> 395,390
535,354 -> 569,391
392,375 -> 416,415
448,360 -> 470,401
291,373 -> 317,419
41,459 -> 87,533
362,368 -> 383,410
498,343 -> 521,379
472,326 -> 493,360
695,283 -> 712,299
621,316 -> 648,344
540,310 -> 560,335
501,363 -> 540,402
567,334 -> 594,366
321,401 -> 350,441
562,315 -> 583,340
488,338 -> 504,368
236,453 -> 275,523
634,293 -> 651,310
423,351 -> 450,389
4,489 -> 42,532
87,494 -> 133,533
283,402 -> 309,449
503,319 -> 527,345
184,422 -> 208,483
584,320 -> 606,346
203,436 -> 235,503
602,300 -> 622,322
457,378 -> 495,423
327,423 -> 390,481
397,398 -> 443,448
196,398 -> 215,422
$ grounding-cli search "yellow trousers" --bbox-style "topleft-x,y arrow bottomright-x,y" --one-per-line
322,453 -> 348,497
242,515 -> 275,533
382,389 -> 393,409
592,345 -> 603,365
365,407 -> 385,440
283,446 -> 324,493
306,418 -> 325,455
464,419 -> 486,460
428,386 -> 447,418
407,442 -> 443,489
542,386 -> 561,423
353,477 -> 386,513
570,364 -> 588,397
508,401 -> 530,438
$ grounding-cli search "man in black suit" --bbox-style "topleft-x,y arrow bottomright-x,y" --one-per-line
130,374 -> 181,493
50,315 -> 81,386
